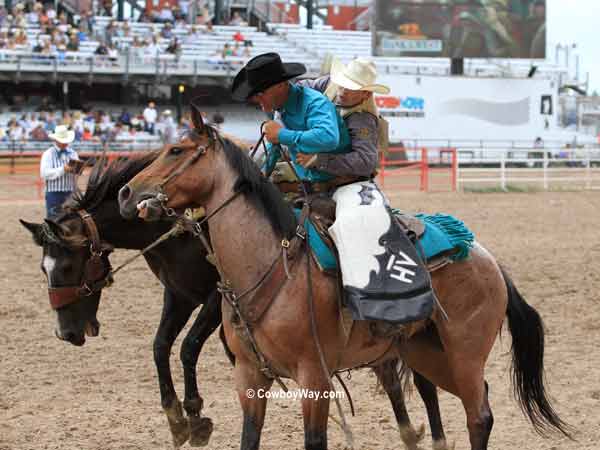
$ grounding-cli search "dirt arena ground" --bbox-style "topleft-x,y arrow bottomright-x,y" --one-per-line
1,188 -> 599,450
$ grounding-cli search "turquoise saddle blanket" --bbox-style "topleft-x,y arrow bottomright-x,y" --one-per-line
294,210 -> 475,271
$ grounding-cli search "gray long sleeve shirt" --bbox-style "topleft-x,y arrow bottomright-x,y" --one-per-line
296,76 -> 379,178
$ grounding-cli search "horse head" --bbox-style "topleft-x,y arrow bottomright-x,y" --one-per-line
20,215 -> 112,346
119,99 -> 219,221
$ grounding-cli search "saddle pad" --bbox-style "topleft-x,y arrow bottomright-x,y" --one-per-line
298,210 -> 474,271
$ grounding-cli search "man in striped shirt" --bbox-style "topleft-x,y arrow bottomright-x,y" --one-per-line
40,125 -> 80,218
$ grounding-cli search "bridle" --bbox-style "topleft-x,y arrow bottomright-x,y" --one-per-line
153,134 -> 211,217
47,209 -> 114,310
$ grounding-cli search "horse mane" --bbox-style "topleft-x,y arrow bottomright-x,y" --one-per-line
210,126 -> 297,239
64,151 -> 159,213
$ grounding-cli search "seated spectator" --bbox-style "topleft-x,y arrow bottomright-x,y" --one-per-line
161,22 -> 174,39
95,40 -> 109,55
221,42 -> 233,58
46,4 -> 56,22
78,9 -> 93,34
158,2 -> 175,23
228,11 -> 245,26
14,28 -> 27,46
145,35 -> 160,58
132,36 -> 146,61
57,11 -> 69,33
27,2 -> 41,25
119,108 -> 132,127
165,37 -> 180,56
122,21 -> 131,37
105,20 -> 117,45
184,25 -> 201,44
233,30 -> 244,42
204,21 -> 215,34
66,33 -> 79,51
107,43 -> 119,62
82,127 -> 94,141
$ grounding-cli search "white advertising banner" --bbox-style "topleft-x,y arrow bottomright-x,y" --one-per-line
375,74 -> 556,142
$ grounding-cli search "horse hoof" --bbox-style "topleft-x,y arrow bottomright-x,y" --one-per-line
189,416 -> 214,447
399,423 -> 426,450
165,400 -> 190,448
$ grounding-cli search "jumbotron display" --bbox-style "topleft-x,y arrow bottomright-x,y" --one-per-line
373,0 -> 546,59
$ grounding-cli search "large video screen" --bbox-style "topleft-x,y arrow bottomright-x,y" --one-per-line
373,0 -> 546,59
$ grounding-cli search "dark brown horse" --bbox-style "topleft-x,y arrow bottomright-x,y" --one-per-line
118,115 -> 571,450
22,153 -> 453,450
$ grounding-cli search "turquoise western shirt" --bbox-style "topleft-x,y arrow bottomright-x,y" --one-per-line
265,83 -> 351,182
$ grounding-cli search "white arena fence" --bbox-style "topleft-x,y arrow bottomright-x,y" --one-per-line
397,140 -> 600,191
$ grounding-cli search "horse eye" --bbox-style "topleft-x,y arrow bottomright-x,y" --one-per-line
170,147 -> 183,156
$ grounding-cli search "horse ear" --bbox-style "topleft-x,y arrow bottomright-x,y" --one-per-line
20,219 -> 43,246
190,98 -> 205,132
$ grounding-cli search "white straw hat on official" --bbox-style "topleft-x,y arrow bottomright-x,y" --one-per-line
49,125 -> 75,144
330,57 -> 390,94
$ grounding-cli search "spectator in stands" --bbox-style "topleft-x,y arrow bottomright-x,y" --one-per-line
57,11 -> 69,33
95,40 -> 109,56
184,25 -> 201,43
159,109 -> 177,144
166,37 -> 181,58
66,32 -> 79,51
161,22 -> 174,39
119,108 -> 132,127
143,101 -> 158,134
158,2 -> 175,24
30,123 -> 48,141
222,42 -> 233,58
204,21 -> 215,34
233,30 -> 244,42
229,11 -> 244,26
46,4 -> 56,22
13,28 -> 26,46
122,21 -> 131,38
107,43 -> 119,63
131,36 -> 146,61
145,35 -> 160,58
40,125 -> 80,218
105,20 -> 118,45
78,9 -> 94,34
27,2 -> 41,25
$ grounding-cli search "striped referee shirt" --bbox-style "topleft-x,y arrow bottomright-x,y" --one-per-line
40,144 -> 79,192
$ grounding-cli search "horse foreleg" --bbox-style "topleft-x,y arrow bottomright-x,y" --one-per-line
297,367 -> 331,450
180,290 -> 221,447
235,359 -> 273,450
373,359 -> 425,450
154,289 -> 196,448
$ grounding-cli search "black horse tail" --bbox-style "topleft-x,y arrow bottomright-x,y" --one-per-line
501,266 -> 574,439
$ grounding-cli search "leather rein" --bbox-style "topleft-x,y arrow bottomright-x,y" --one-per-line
47,209 -> 114,310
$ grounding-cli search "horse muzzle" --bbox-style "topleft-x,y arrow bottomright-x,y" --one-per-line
119,184 -> 162,220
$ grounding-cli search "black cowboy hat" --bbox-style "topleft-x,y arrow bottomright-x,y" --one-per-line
231,52 -> 306,102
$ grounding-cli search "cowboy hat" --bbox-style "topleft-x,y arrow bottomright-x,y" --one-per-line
49,125 -> 75,144
231,52 -> 306,102
330,57 -> 390,95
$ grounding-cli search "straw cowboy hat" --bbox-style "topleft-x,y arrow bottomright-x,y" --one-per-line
231,52 -> 306,102
49,125 -> 75,144
330,57 -> 390,94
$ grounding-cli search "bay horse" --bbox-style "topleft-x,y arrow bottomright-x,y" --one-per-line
118,111 -> 572,450
21,154 -> 453,450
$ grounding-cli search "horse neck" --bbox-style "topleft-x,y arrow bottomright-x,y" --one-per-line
92,202 -> 172,250
205,156 -> 282,292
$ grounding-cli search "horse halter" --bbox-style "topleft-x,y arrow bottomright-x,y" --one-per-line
47,209 -> 114,310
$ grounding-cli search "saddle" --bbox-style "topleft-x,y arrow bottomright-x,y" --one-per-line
301,195 -> 451,275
